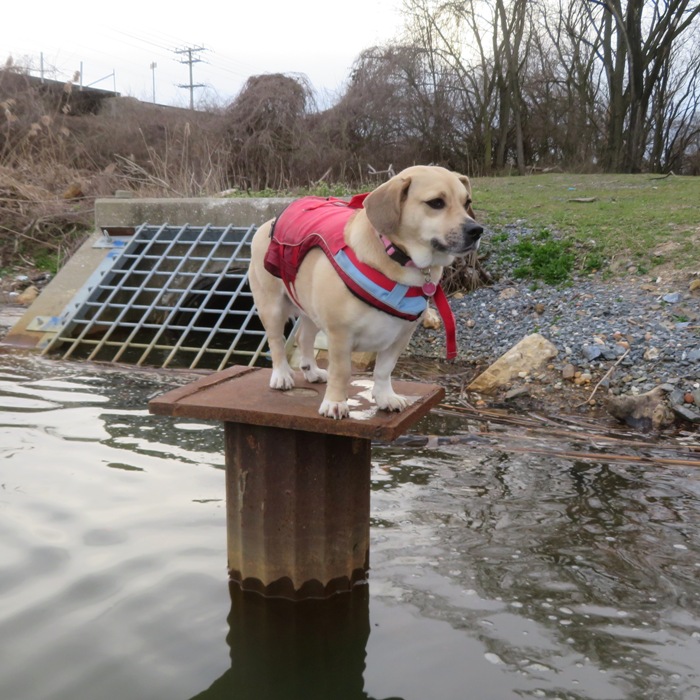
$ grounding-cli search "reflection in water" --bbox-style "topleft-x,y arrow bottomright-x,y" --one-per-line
1,355 -> 699,699
192,584 -> 402,700
370,440 -> 700,699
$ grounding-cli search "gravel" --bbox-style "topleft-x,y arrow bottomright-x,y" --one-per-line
410,237 -> 700,421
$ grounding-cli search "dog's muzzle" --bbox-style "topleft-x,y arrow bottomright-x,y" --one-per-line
432,221 -> 484,254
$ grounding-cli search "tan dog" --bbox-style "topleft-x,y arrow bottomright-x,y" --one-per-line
248,165 -> 483,419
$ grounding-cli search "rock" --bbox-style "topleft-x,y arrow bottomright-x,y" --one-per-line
690,279 -> 700,293
534,303 -> 545,314
17,285 -> 39,305
499,287 -> 519,300
669,389 -> 685,405
643,347 -> 660,361
504,386 -> 530,400
423,307 -> 441,329
574,370 -> 592,386
671,405 -> 700,424
582,344 -> 603,361
688,348 -> 700,362
562,363 -> 576,380
606,386 -> 675,431
467,333 -> 558,394
662,292 -> 681,304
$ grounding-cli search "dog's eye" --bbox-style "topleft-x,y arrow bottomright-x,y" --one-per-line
426,198 -> 445,210
464,198 -> 473,210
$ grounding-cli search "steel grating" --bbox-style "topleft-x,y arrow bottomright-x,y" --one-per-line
42,222 -> 271,370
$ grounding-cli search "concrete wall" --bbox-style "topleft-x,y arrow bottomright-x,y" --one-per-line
95,196 -> 293,230
4,197 -> 293,350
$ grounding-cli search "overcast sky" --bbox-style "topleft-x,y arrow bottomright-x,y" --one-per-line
2,0 -> 405,108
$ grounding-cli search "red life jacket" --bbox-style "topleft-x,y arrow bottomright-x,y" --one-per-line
263,195 -> 457,358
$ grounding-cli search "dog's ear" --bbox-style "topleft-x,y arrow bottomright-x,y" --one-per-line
364,175 -> 412,237
457,174 -> 476,219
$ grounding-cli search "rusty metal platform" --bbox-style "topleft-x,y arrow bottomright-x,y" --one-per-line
149,365 -> 445,442
148,365 -> 445,598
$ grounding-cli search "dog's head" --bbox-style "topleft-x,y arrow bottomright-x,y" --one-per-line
363,165 -> 483,269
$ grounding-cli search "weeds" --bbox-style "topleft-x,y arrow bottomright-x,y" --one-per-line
511,231 -> 575,284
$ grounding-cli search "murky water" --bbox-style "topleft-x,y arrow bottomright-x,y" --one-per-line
1,354 -> 698,700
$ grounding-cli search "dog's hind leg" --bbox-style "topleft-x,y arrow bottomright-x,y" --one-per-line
255,295 -> 296,391
297,316 -> 328,384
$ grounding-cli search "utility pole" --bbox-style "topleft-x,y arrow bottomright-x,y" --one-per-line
150,62 -> 157,104
174,45 -> 206,110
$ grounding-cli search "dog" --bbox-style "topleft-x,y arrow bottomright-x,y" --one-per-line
248,165 -> 483,419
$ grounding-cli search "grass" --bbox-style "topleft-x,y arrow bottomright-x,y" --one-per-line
472,173 -> 700,280
511,229 -> 575,285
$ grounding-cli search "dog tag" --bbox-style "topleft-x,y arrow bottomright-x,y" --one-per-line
422,281 -> 437,296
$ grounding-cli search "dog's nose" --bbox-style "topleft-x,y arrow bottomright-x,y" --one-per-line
463,221 -> 483,241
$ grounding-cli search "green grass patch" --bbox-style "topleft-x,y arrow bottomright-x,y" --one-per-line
511,230 -> 575,285
473,173 -> 700,276
229,172 -> 700,283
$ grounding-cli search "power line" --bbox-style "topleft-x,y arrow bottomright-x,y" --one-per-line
174,45 -> 207,109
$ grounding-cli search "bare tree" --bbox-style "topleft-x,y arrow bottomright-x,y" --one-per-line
587,0 -> 700,172
225,73 -> 315,190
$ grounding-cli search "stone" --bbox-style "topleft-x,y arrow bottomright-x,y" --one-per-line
423,307 -> 441,330
671,405 -> 700,424
574,371 -> 592,386
499,287 -> 519,300
606,386 -> 675,432
467,333 -> 558,394
17,285 -> 39,305
562,363 -> 576,380
504,386 -> 530,400
662,292 -> 681,304
689,279 -> 700,293
688,348 -> 700,362
643,347 -> 660,361
582,344 -> 603,361
669,389 -> 685,405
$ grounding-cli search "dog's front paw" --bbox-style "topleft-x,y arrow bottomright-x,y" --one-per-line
319,399 -> 349,419
374,391 -> 409,413
270,368 -> 295,391
301,366 -> 328,384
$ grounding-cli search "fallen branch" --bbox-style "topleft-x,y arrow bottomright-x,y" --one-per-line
575,349 -> 630,408
649,171 -> 675,180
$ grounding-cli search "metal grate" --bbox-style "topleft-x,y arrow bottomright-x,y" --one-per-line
42,222 -> 270,370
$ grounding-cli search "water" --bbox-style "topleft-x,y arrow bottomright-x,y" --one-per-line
1,354 -> 699,700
